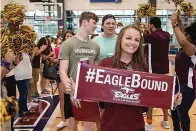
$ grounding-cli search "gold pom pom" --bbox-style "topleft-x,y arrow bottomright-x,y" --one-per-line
0,97 -> 19,126
164,0 -> 184,7
178,2 -> 195,17
20,25 -> 37,42
117,21 -> 124,27
1,2 -> 26,25
1,28 -> 10,56
137,3 -> 156,18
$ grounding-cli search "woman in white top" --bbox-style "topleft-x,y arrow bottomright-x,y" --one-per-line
14,52 -> 33,122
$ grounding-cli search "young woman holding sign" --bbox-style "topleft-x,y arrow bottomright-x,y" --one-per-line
170,13 -> 196,131
98,25 -> 146,131
98,25 -> 183,131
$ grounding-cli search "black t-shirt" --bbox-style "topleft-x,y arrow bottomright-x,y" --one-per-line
42,47 -> 53,64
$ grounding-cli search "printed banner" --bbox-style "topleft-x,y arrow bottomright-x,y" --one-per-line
74,63 -> 176,109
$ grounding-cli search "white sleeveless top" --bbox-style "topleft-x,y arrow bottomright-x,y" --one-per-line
14,53 -> 32,81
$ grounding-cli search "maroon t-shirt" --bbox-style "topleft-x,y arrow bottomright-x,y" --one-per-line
175,48 -> 196,89
99,57 -> 145,131
144,29 -> 170,74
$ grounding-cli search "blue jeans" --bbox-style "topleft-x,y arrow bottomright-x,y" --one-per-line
171,85 -> 195,131
16,79 -> 30,117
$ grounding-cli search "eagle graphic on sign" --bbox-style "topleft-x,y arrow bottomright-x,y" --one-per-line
120,85 -> 135,93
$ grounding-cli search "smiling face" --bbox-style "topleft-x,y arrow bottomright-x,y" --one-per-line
83,18 -> 97,35
120,27 -> 141,55
113,25 -> 146,71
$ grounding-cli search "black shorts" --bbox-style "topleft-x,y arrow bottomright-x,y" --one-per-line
56,74 -> 61,85
64,93 -> 74,119
142,106 -> 148,113
99,102 -> 105,109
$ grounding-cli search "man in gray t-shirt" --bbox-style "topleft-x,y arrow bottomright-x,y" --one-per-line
59,36 -> 100,82
59,11 -> 100,131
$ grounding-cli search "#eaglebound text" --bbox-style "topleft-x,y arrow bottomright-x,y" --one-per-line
85,69 -> 168,91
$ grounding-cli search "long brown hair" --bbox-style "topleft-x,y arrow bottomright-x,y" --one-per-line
63,30 -> 75,41
112,25 -> 146,71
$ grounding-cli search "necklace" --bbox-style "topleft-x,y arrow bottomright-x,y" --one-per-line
124,64 -> 132,70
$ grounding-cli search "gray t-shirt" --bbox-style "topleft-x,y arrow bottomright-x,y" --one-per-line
59,36 -> 100,81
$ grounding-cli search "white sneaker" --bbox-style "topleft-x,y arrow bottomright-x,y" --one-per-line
56,121 -> 66,129
31,98 -> 40,102
27,102 -> 39,108
145,123 -> 155,131
160,121 -> 170,129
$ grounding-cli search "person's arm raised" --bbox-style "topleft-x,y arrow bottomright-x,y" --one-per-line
170,13 -> 196,56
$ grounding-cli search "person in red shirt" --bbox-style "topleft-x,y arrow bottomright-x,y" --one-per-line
143,17 -> 171,130
98,25 -> 182,131
98,25 -> 146,131
170,13 -> 196,131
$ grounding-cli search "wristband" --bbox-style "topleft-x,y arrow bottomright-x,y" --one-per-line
1,59 -> 11,70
